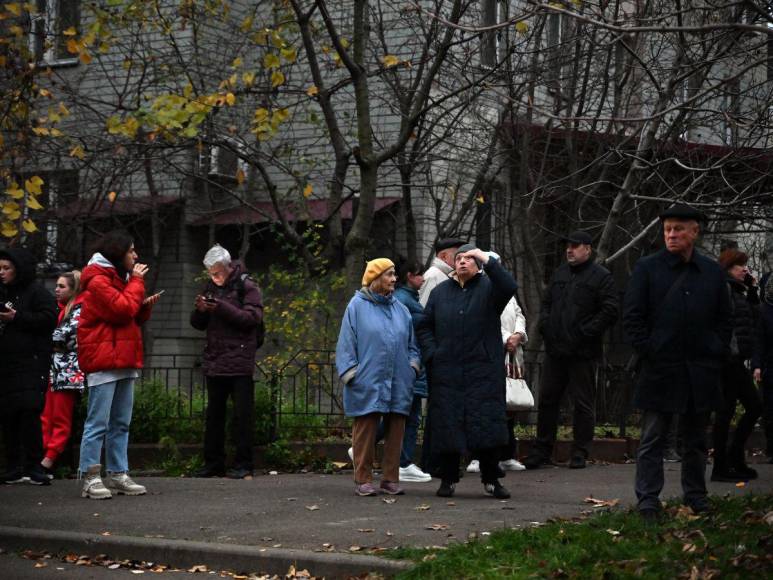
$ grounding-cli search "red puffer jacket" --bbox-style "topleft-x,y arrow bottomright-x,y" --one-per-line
77,259 -> 151,374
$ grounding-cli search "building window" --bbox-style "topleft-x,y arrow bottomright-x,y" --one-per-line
29,0 -> 80,65
199,141 -> 249,182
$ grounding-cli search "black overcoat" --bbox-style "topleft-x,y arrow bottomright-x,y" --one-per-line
417,258 -> 517,454
0,247 -> 58,412
623,248 -> 733,414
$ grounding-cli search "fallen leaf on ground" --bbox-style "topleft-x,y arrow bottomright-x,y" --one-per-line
426,523 -> 449,531
34,562 -> 48,568
606,529 -> 621,536
305,505 -> 320,511
383,498 -> 397,504
188,564 -> 208,572
331,462 -> 348,469
735,481 -> 746,488
446,501 -> 456,506
268,471 -> 278,475
415,504 -> 431,511
764,511 -> 773,526
349,545 -> 362,552
583,496 -> 620,508
101,531 -> 111,536
357,528 -> 375,533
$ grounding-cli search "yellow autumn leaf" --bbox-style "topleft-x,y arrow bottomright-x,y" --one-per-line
231,57 -> 243,68
253,108 -> 269,123
58,102 -> 70,116
306,85 -> 319,97
239,16 -> 253,33
108,191 -> 117,202
515,21 -> 529,34
242,72 -> 255,87
5,3 -> 21,16
39,88 -> 52,98
26,196 -> 44,210
225,92 -> 236,106
22,219 -> 38,233
236,168 -> 246,184
69,145 -> 86,160
263,52 -> 280,69
2,201 -> 19,215
6,182 -> 24,199
476,194 -> 485,204
50,128 -> 63,137
273,108 -> 289,123
25,176 -> 43,194
382,54 -> 400,68
32,127 -> 49,136
66,38 -> 80,54
303,183 -> 313,198
280,47 -> 296,63
62,26 -> 78,36
79,51 -> 92,64
9,25 -> 24,37
5,209 -> 21,220
1,222 -> 19,238
271,70 -> 285,88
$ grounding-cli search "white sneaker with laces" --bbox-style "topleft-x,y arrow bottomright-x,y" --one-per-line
399,464 -> 432,482
106,473 -> 146,496
499,459 -> 526,471
466,460 -> 480,473
81,465 -> 112,500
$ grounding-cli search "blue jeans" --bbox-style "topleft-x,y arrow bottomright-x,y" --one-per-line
79,379 -> 135,473
376,395 -> 423,468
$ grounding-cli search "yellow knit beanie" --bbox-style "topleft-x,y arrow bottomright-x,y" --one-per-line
361,258 -> 395,287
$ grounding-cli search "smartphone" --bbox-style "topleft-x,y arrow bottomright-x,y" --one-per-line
0,302 -> 11,312
155,290 -> 165,297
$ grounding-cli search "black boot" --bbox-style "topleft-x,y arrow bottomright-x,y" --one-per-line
729,448 -> 758,480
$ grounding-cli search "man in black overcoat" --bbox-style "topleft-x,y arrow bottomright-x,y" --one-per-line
623,205 -> 733,521
524,231 -> 619,470
418,244 -> 518,499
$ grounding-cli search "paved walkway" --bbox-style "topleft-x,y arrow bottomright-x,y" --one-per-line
0,463 -> 771,577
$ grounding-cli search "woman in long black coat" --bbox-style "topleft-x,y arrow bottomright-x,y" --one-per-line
418,245 -> 517,499
0,247 -> 58,485
752,278 -> 773,464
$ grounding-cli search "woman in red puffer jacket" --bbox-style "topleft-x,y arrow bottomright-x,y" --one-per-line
77,231 -> 161,500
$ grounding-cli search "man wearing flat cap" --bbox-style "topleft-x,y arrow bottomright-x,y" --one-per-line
419,238 -> 467,307
623,204 -> 732,521
525,231 -> 619,470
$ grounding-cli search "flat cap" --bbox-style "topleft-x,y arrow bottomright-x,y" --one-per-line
562,231 -> 593,245
435,237 -> 467,252
659,204 -> 705,222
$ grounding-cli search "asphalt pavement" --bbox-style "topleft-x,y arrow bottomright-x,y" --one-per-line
0,462 -> 771,578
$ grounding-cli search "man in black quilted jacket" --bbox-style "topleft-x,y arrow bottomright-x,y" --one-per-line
524,231 -> 618,470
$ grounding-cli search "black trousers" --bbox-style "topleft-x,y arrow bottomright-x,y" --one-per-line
438,447 -> 500,484
499,416 -> 518,461
534,355 -> 596,459
635,409 -> 710,511
204,376 -> 254,470
2,401 -> 45,474
713,359 -> 763,468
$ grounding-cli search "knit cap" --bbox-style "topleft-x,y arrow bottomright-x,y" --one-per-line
362,258 -> 395,286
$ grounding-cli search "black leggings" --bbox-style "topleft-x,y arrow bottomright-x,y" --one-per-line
713,359 -> 763,468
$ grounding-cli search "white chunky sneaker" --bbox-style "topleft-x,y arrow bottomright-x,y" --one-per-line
81,465 -> 112,500
499,459 -> 526,471
106,473 -> 146,496
399,464 -> 432,482
466,460 -> 480,473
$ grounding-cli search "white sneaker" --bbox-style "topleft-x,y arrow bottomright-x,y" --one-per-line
466,460 -> 480,473
499,459 -> 526,472
106,473 -> 146,496
399,464 -> 432,482
347,447 -> 354,462
81,465 -> 112,500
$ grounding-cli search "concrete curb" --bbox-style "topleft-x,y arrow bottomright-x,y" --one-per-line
0,526 -> 412,579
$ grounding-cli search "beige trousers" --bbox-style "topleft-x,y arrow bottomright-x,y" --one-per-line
352,412 -> 406,484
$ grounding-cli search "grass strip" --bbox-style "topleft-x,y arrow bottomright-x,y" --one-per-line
390,493 -> 773,579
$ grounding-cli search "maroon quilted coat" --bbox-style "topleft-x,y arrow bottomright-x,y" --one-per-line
190,263 -> 264,377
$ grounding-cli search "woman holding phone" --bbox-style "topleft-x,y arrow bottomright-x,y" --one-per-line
77,231 -> 161,499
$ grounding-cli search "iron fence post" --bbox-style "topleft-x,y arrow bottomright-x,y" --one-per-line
269,369 -> 280,442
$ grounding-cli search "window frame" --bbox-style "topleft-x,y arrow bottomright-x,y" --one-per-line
29,0 -> 80,67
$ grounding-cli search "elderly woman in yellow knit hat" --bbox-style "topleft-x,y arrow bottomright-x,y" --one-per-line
336,258 -> 421,496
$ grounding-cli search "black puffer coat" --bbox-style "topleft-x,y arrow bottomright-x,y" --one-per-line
190,262 -> 264,377
726,277 -> 758,360
538,259 -> 619,359
0,247 -> 58,411
417,258 -> 517,454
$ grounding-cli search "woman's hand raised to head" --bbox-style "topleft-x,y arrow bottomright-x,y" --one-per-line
132,263 -> 149,279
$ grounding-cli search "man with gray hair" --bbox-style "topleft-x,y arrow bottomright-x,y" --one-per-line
191,245 -> 264,479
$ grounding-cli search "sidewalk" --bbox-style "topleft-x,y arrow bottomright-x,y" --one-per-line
1,463 -> 771,577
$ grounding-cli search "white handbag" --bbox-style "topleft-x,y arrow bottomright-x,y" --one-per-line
505,349 -> 534,411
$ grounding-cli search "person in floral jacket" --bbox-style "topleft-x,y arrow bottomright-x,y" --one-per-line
40,271 -> 85,477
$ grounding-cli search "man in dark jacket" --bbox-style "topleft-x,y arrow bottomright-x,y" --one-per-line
190,245 -> 264,479
524,231 -> 619,470
0,247 -> 58,485
623,205 -> 733,520
418,244 -> 518,499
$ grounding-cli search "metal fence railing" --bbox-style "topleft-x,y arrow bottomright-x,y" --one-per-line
140,349 -> 638,441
